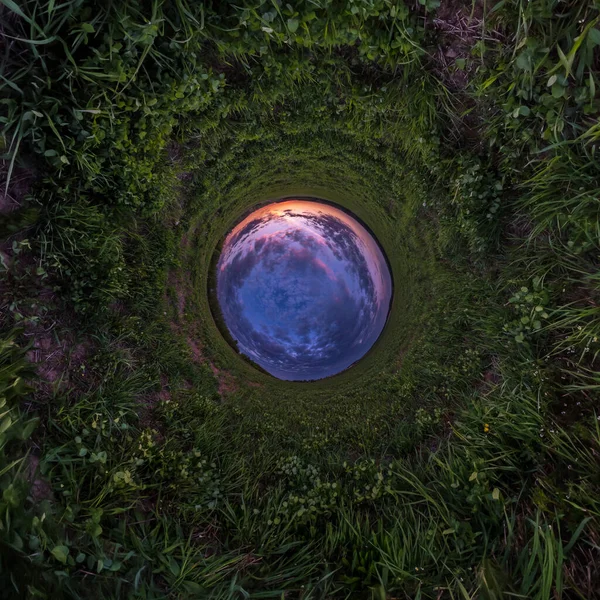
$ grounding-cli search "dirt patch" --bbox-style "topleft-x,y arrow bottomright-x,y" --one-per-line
156,373 -> 172,403
133,374 -> 170,442
0,167 -> 34,214
0,248 -> 92,400
207,359 -> 239,397
428,0 -> 505,147
25,455 -> 54,503
186,336 -> 203,363
25,325 -> 91,396
0,166 -> 34,214
505,215 -> 535,241
182,336 -> 238,396
166,237 -> 239,398
432,0 -> 503,57
175,282 -> 186,317
479,355 -> 502,393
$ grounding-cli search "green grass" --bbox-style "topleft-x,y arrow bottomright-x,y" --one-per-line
1,0 -> 599,598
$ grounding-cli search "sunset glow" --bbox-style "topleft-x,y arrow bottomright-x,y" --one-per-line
216,199 -> 392,380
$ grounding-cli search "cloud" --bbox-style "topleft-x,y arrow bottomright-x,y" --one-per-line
216,201 -> 391,380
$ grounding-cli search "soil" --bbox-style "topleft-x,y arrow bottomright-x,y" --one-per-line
428,0 -> 505,148
0,164 -> 35,215
0,249 -> 92,404
166,238 -> 239,398
24,455 -> 54,503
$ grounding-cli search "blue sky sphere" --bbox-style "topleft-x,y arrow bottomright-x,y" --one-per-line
216,199 -> 392,380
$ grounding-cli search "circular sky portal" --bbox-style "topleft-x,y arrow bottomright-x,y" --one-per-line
216,199 -> 392,381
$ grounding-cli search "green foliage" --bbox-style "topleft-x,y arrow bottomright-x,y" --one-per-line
447,155 -> 506,256
0,333 -> 40,591
0,0 -> 599,598
504,277 -> 551,346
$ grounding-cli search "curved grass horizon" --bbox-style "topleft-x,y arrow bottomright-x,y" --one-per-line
176,134 -> 441,403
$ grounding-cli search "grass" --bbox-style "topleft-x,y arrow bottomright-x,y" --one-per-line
1,0 -> 599,598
